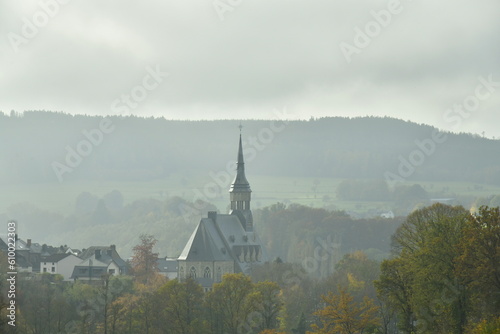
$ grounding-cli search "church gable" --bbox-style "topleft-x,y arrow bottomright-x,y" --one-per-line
208,212 -> 269,274
178,218 -> 233,262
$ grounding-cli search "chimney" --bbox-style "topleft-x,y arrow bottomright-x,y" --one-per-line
110,245 -> 116,251
208,211 -> 217,222
27,239 -> 32,248
95,249 -> 101,258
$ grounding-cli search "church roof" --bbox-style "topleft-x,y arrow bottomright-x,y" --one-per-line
178,213 -> 269,273
178,218 -> 234,262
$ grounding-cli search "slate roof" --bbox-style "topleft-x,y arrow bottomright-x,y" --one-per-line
216,214 -> 269,273
79,246 -> 127,271
42,253 -> 73,263
178,213 -> 269,274
16,253 -> 32,269
78,258 -> 109,267
0,236 -> 8,252
157,258 -> 178,273
15,239 -> 30,251
71,264 -> 108,279
29,243 -> 43,254
178,218 -> 234,262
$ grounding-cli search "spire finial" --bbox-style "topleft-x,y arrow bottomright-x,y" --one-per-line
239,123 -> 243,134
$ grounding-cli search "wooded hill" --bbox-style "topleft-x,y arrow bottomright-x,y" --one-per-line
1,111 -> 499,185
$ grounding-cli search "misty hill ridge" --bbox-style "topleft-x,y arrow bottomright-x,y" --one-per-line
1,111 -> 499,184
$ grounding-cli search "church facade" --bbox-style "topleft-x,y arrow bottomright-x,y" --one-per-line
177,134 -> 268,289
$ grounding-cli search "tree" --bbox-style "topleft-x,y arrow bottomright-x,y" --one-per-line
385,203 -> 470,333
375,258 -> 415,334
466,316 -> 500,334
130,234 -> 159,284
103,190 -> 124,211
0,251 -> 9,331
110,293 -> 141,334
17,274 -> 74,334
100,275 -> 134,334
457,206 -> 500,318
327,251 -> 380,301
255,281 -> 283,331
206,273 -> 259,334
110,275 -> 166,334
133,275 -> 167,334
156,278 -> 204,334
309,287 -> 379,334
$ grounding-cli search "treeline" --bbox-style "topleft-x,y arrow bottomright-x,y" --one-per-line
376,204 -> 500,333
336,179 -> 429,202
2,195 -> 402,262
2,111 -> 500,184
1,203 -> 499,333
0,233 -> 388,334
255,203 -> 403,268
0,235 -> 283,334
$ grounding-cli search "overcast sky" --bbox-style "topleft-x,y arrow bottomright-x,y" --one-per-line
1,0 -> 500,137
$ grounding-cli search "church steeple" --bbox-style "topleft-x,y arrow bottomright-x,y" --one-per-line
229,134 -> 251,193
229,131 -> 253,231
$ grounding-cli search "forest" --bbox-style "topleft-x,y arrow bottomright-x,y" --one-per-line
2,111 -> 500,185
2,193 -> 403,262
0,203 -> 499,333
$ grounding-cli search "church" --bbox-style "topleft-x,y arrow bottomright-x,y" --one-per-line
177,133 -> 269,289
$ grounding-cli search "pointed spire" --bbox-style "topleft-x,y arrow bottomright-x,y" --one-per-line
237,134 -> 244,167
230,132 -> 251,193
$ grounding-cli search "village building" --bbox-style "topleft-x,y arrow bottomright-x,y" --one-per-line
41,253 -> 82,281
70,245 -> 127,283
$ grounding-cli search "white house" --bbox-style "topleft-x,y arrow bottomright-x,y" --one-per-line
70,258 -> 121,283
70,245 -> 127,284
41,253 -> 82,281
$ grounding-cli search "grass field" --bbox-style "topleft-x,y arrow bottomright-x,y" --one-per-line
2,174 -> 500,216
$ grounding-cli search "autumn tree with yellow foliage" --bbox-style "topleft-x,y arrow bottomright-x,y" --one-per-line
308,287 -> 379,334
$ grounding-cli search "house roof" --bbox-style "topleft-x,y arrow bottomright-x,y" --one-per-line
15,239 -> 30,251
79,257 -> 112,268
16,253 -> 32,268
70,265 -> 108,279
30,243 -> 43,254
0,236 -> 8,251
157,258 -> 178,273
43,253 -> 74,263
79,246 -> 127,269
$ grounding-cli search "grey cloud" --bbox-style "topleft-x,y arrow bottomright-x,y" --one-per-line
1,0 -> 499,135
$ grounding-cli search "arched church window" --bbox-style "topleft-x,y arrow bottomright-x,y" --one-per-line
204,267 -> 211,278
189,266 -> 197,279
216,267 -> 222,282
